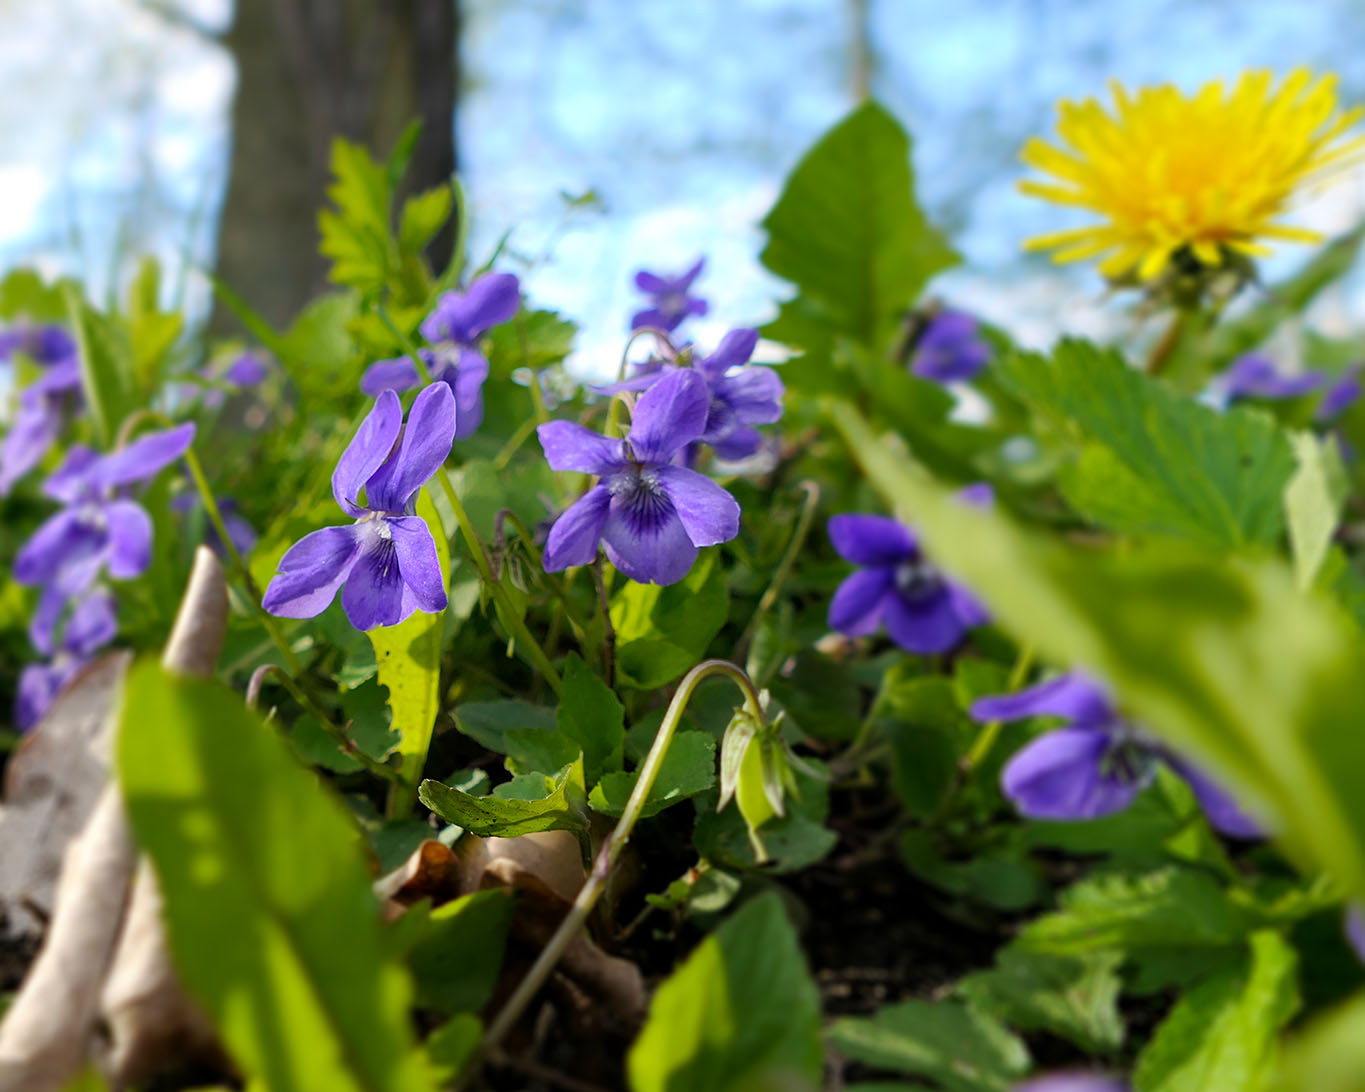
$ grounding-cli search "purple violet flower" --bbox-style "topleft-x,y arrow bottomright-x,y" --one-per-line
1214,353 -> 1325,403
0,323 -> 77,366
827,487 -> 992,656
16,585 -> 117,731
911,310 -> 991,383
972,672 -> 1263,836
360,272 -> 520,439
1013,1076 -> 1129,1092
0,354 -> 84,495
1316,366 -> 1363,422
631,259 -> 707,333
537,368 -> 741,585
599,329 -> 784,460
1345,905 -> 1365,964
13,424 -> 196,598
262,384 -> 454,630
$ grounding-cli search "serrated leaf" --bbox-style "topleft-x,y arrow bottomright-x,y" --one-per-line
958,948 -> 1124,1053
419,757 -> 588,837
116,659 -> 436,1092
399,183 -> 453,256
1284,431 -> 1348,589
1134,930 -> 1298,1092
611,551 -> 728,688
829,1000 -> 1030,1092
589,731 -> 715,818
454,699 -> 580,776
627,892 -> 823,1092
827,397 -> 1365,901
557,653 -> 624,783
1000,341 -> 1296,550
760,101 -> 957,350
369,488 -> 449,811
1017,867 -> 1256,955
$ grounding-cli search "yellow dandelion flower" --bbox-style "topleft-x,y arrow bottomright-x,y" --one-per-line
1020,69 -> 1365,282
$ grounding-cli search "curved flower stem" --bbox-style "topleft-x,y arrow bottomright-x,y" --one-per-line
604,326 -> 677,439
467,660 -> 764,1081
118,410 -> 304,676
377,303 -> 564,696
961,642 -> 1036,773
246,665 -> 401,784
733,480 -> 820,671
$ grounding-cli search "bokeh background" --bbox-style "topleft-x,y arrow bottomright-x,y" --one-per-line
5,0 -> 1365,377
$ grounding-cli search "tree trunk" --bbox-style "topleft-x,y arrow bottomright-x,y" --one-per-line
211,0 -> 458,334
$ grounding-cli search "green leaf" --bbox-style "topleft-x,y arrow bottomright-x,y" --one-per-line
958,948 -> 1125,1054
115,659 -> 435,1092
1277,989 -> 1365,1092
126,256 -> 183,395
424,1014 -> 483,1085
627,892 -> 823,1092
275,292 -> 363,396
0,267 -> 76,321
827,398 -> 1365,901
829,1000 -> 1030,1092
589,731 -> 716,818
399,183 -> 453,257
1284,431 -> 1348,589
369,489 -> 449,811
875,673 -> 968,817
557,653 -> 624,783
612,551 -> 729,688
407,890 -> 515,1014
1134,930 -> 1298,1092
454,700 -> 580,776
760,101 -> 957,350
319,137 -> 395,294
418,757 -> 589,837
64,285 -> 134,447
999,341 -> 1296,550
1016,867 -> 1256,955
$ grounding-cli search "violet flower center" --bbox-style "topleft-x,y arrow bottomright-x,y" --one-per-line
894,557 -> 944,602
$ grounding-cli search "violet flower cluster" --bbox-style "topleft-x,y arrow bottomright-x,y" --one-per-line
1209,352 -> 1363,422
538,369 -> 741,585
263,384 -> 454,630
11,422 -> 194,727
15,424 -> 196,598
0,323 -> 83,495
972,673 -> 1262,836
827,486 -> 992,656
910,310 -> 991,384
631,259 -> 707,333
602,328 -> 784,461
360,272 -> 520,439
17,587 -> 117,730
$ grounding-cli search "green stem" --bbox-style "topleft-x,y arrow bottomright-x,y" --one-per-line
377,302 -> 564,696
604,326 -> 677,438
961,643 -> 1036,772
492,415 -> 539,470
247,665 -> 401,784
733,480 -> 820,670
468,660 -> 763,1080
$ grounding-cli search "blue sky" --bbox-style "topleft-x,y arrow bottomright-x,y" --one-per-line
4,0 -> 1365,375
